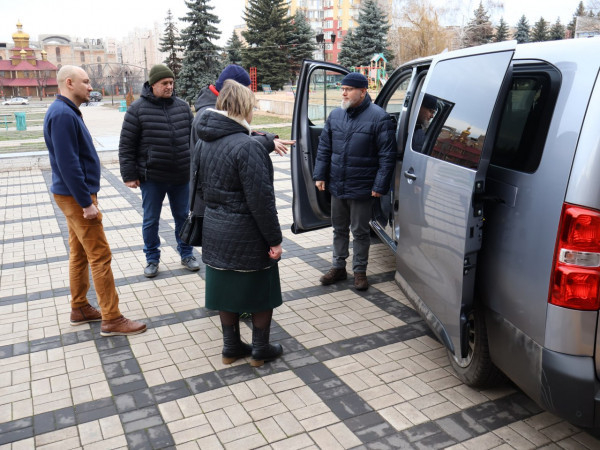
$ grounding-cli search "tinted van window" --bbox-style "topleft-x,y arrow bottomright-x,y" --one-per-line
490,67 -> 560,172
415,51 -> 515,170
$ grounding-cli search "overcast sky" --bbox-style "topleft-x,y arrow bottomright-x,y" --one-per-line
0,0 -> 586,46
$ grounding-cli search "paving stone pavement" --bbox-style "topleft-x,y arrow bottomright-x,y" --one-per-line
2,154 -> 600,449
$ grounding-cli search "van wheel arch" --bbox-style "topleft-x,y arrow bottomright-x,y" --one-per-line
447,308 -> 505,388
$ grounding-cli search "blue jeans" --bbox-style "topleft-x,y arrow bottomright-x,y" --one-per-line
140,180 -> 193,263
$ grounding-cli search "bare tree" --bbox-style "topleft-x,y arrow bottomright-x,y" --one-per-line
35,70 -> 51,100
391,0 -> 453,64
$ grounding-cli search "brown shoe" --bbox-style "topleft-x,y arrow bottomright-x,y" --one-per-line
70,304 -> 102,326
100,316 -> 147,336
354,272 -> 368,291
320,267 -> 347,285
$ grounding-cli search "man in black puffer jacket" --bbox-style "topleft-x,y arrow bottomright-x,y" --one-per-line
119,64 -> 199,278
314,72 -> 396,291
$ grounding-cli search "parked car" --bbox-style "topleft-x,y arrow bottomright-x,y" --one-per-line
291,37 -> 600,428
89,91 -> 103,102
2,97 -> 29,105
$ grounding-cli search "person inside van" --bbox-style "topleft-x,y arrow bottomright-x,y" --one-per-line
413,93 -> 438,152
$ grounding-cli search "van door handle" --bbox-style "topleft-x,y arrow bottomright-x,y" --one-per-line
404,170 -> 417,181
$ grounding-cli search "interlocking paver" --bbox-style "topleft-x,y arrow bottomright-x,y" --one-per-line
1,119 -> 600,449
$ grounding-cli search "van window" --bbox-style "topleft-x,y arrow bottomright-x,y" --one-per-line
307,69 -> 345,125
491,67 -> 560,172
413,51 -> 515,170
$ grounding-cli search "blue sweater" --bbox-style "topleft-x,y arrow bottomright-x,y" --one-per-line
44,96 -> 100,208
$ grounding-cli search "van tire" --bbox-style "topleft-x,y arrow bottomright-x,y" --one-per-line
446,308 -> 505,388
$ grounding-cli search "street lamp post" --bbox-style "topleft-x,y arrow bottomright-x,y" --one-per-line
316,33 -> 325,60
144,47 -> 148,82
315,33 -> 336,62
108,75 -> 114,105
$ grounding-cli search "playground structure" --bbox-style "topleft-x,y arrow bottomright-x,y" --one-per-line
352,53 -> 389,90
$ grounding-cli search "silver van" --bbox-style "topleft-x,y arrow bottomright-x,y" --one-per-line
290,37 -> 600,428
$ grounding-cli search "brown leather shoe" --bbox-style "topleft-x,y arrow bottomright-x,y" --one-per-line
320,267 -> 347,285
354,272 -> 368,291
70,304 -> 102,326
100,316 -> 147,336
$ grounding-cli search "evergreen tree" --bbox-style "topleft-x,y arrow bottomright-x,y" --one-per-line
337,29 -> 363,67
288,12 -> 315,83
462,1 -> 494,47
178,0 -> 221,104
567,1 -> 586,38
494,17 -> 510,42
159,9 -> 183,79
226,31 -> 244,65
339,0 -> 392,67
531,17 -> 550,41
241,0 -> 294,90
514,15 -> 530,43
549,18 -> 566,40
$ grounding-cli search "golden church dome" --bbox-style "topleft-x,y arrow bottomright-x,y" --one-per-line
12,21 -> 30,40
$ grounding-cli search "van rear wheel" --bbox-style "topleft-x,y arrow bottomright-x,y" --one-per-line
447,308 -> 504,388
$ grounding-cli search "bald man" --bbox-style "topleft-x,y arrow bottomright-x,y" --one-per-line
44,65 -> 146,336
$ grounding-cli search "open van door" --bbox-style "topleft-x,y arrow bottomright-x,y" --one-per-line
291,60 -> 348,233
395,41 -> 516,358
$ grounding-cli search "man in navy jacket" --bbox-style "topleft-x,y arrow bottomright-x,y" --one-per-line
314,73 -> 396,291
44,65 -> 146,336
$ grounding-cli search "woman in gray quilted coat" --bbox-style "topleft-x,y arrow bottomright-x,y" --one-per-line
192,80 -> 283,367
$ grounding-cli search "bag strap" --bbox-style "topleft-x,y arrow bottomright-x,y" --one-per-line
189,143 -> 202,211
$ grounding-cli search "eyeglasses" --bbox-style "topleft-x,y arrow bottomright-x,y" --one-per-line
341,87 -> 356,93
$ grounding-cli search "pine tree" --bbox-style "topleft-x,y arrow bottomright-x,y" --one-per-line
462,1 -> 494,47
337,29 -> 363,67
495,17 -> 510,42
514,15 -> 530,43
567,1 -> 586,38
288,12 -> 315,83
531,17 -> 550,41
241,0 -> 294,91
159,9 -> 183,79
178,0 -> 221,104
226,31 -> 243,65
339,0 -> 392,67
549,18 -> 565,40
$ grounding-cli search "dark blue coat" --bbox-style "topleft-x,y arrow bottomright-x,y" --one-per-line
44,96 -> 100,208
313,94 -> 396,199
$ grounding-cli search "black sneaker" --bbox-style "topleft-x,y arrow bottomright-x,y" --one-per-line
181,256 -> 200,271
144,262 -> 159,278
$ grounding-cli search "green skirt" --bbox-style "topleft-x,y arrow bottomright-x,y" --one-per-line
205,264 -> 282,313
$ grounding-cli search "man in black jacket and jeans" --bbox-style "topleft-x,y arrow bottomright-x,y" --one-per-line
119,64 -> 200,278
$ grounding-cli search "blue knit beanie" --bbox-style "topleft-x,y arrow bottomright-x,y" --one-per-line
216,65 -> 252,91
341,72 -> 368,88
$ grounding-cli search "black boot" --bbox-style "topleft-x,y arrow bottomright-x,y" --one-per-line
222,323 -> 252,364
250,326 -> 283,367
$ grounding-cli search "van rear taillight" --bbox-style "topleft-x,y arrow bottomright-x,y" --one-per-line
550,204 -> 600,310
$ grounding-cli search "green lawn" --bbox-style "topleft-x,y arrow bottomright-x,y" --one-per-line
0,142 -> 47,154
0,130 -> 44,141
251,114 -> 291,126
254,126 -> 291,141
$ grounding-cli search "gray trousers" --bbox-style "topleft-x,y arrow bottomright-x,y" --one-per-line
331,196 -> 373,273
